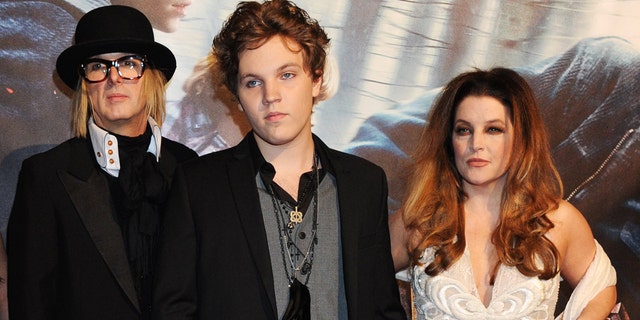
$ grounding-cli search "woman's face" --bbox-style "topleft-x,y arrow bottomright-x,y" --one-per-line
452,95 -> 514,191
86,52 -> 148,137
112,0 -> 192,33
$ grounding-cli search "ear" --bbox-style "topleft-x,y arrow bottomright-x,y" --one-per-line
312,75 -> 322,98
237,103 -> 245,112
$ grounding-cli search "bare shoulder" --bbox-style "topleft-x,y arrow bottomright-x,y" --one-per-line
546,200 -> 590,233
546,200 -> 594,247
546,200 -> 597,286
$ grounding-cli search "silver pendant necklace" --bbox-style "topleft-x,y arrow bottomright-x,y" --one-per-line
268,153 -> 320,285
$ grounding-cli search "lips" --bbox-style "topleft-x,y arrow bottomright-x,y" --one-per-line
107,93 -> 128,102
467,158 -> 489,167
265,112 -> 286,121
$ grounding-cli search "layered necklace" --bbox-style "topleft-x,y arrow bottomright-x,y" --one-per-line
267,153 -> 320,286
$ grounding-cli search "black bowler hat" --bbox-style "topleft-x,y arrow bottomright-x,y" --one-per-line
56,5 -> 176,89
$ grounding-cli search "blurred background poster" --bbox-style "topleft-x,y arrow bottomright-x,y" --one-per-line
1,0 -> 638,317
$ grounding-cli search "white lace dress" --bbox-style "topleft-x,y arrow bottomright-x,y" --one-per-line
412,247 -> 560,320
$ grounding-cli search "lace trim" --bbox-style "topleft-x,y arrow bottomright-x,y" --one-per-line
412,247 -> 559,320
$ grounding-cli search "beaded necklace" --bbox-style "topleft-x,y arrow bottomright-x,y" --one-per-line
267,153 -> 320,286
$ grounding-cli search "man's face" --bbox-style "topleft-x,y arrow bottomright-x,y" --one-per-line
86,52 -> 148,136
236,35 -> 321,148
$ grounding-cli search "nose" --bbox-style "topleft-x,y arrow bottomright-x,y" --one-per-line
471,133 -> 484,151
106,66 -> 123,84
262,80 -> 281,106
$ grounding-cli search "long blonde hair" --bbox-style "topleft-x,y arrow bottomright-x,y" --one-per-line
404,68 -> 563,279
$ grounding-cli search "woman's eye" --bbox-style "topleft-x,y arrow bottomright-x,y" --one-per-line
455,127 -> 471,135
488,127 -> 504,134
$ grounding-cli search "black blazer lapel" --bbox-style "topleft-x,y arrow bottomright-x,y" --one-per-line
59,142 -> 140,312
228,140 -> 278,318
157,145 -> 178,185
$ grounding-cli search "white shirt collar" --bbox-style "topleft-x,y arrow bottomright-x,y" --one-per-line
88,116 -> 162,177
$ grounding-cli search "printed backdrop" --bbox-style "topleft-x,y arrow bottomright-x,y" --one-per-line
1,0 -> 639,316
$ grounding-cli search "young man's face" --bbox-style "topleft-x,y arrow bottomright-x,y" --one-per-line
236,35 -> 321,147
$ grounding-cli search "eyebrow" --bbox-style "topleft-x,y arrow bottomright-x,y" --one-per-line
454,118 -> 506,126
238,62 -> 303,81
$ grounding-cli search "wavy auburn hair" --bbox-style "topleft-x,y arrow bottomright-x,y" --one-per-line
403,67 -> 563,280
212,0 -> 330,103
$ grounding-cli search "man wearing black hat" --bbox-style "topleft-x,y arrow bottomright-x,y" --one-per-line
6,5 -> 196,320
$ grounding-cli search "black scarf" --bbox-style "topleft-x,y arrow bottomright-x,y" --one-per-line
106,125 -> 168,317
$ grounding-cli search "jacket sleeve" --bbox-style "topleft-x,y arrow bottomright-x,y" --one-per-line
372,168 -> 407,320
7,158 -> 59,320
152,166 -> 198,319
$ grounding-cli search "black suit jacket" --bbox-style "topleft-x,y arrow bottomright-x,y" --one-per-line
7,137 -> 196,320
153,133 -> 405,319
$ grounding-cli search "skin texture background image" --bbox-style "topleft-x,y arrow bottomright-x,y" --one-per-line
1,0 -> 639,318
